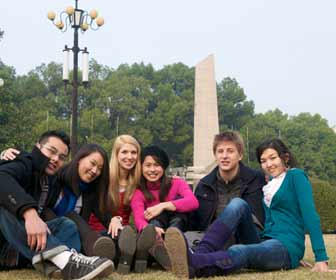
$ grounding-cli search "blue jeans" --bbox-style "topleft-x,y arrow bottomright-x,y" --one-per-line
218,197 -> 260,244
217,198 -> 291,271
149,210 -> 188,231
0,207 -> 81,262
227,239 -> 291,271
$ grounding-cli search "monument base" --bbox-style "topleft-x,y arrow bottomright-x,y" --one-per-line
169,161 -> 217,189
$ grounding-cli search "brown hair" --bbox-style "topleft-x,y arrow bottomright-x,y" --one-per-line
213,131 -> 244,155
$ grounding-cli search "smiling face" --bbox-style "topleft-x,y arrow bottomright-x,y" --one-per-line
117,143 -> 138,171
38,136 -> 69,176
78,152 -> 104,183
142,155 -> 164,183
215,140 -> 242,177
260,148 -> 287,178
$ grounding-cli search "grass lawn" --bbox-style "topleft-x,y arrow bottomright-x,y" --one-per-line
0,235 -> 335,280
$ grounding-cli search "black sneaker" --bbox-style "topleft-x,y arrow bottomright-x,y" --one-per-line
92,236 -> 116,261
61,250 -> 114,280
117,225 -> 137,274
134,224 -> 156,273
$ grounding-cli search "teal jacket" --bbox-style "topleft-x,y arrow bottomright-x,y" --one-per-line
262,168 -> 328,268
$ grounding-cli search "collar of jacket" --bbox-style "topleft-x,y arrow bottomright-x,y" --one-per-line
200,162 -> 259,188
30,146 -> 50,175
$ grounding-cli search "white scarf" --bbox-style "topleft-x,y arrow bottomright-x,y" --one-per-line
263,172 -> 286,207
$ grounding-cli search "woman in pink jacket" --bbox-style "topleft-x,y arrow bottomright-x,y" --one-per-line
131,145 -> 199,270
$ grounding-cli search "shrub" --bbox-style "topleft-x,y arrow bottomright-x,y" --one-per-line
311,177 -> 336,233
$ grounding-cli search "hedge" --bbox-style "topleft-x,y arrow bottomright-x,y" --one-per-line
311,177 -> 336,233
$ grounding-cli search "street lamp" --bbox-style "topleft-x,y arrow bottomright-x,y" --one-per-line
47,0 -> 104,157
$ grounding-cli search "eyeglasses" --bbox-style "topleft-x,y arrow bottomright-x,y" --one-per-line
40,144 -> 68,162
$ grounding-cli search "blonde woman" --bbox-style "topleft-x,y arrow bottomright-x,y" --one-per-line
108,134 -> 142,232
88,135 -> 156,274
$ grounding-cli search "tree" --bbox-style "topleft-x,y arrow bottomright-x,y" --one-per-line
283,113 -> 336,181
240,109 -> 289,168
1,59 -> 336,183
0,61 -> 16,148
241,110 -> 336,182
217,77 -> 255,131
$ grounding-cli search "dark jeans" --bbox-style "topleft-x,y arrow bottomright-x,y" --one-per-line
0,207 -> 80,265
218,198 -> 291,271
149,210 -> 188,231
64,211 -> 102,256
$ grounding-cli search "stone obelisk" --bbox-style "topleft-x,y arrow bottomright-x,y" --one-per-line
193,54 -> 219,168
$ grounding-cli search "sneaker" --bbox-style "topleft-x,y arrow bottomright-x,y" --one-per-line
117,225 -> 137,274
92,236 -> 116,261
149,235 -> 171,270
32,245 -> 69,277
134,224 -> 156,273
61,250 -> 114,280
49,268 -> 62,279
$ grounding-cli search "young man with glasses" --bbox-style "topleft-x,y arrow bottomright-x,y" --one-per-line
0,130 -> 113,279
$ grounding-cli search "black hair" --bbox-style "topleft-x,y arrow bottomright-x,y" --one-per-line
139,146 -> 172,202
38,130 -> 70,153
256,138 -> 297,168
141,145 -> 170,170
62,143 -> 110,213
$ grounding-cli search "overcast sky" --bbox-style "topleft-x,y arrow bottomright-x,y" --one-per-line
1,0 -> 336,126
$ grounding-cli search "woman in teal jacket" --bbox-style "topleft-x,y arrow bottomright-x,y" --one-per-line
165,138 -> 333,278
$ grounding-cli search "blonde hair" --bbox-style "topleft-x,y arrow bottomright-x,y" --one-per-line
108,135 -> 141,212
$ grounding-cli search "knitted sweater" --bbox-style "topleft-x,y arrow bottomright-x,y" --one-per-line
131,177 -> 199,231
262,168 -> 328,268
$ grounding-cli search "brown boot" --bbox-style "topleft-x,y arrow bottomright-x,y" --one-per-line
134,224 -> 156,273
93,236 -> 116,261
117,226 -> 137,274
149,235 -> 171,270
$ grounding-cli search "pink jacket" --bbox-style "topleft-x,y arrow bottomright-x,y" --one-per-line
130,177 -> 199,231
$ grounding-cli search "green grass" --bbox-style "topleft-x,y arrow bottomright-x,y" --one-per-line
1,235 -> 336,280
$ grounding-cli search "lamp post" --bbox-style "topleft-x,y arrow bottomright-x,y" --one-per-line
47,0 -> 104,158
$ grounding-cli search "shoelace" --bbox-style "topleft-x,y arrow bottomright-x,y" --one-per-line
70,249 -> 100,267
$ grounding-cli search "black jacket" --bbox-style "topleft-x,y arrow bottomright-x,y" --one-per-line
189,162 -> 265,231
0,146 -> 60,219
0,147 -> 66,267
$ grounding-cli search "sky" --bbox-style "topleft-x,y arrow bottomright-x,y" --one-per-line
1,0 -> 336,126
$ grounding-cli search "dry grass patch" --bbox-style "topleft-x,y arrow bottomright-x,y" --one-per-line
0,235 -> 335,280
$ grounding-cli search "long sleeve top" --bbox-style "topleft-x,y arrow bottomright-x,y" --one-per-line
131,177 -> 199,231
262,168 -> 328,268
88,190 -> 131,231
